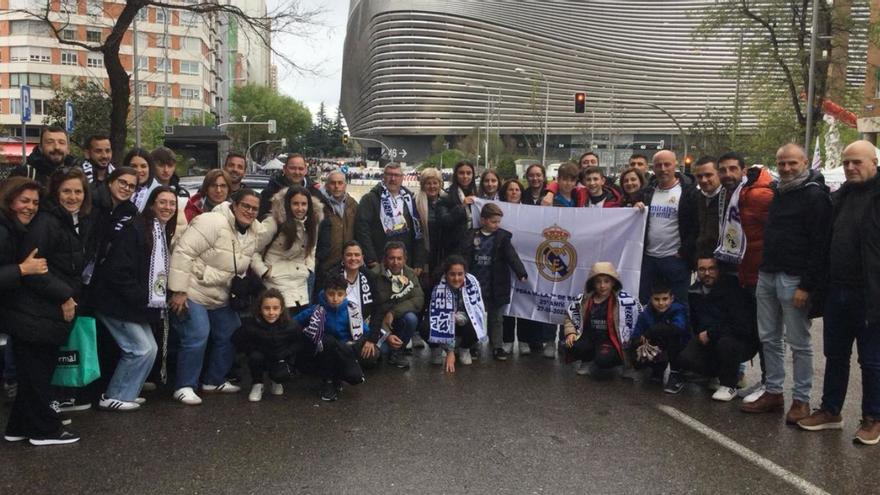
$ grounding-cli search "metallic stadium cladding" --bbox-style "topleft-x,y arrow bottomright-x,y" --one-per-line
340,0 -> 868,162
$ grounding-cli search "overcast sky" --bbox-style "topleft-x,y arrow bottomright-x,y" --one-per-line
268,0 -> 348,121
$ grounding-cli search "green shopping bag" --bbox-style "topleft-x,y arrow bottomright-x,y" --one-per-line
51,316 -> 101,387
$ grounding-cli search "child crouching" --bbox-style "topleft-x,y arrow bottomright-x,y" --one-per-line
563,262 -> 643,377
630,284 -> 690,394
428,255 -> 488,373
242,289 -> 303,402
294,273 -> 368,402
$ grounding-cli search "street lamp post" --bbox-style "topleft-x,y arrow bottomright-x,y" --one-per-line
516,68 -> 550,166
466,83 -> 491,169
804,0 -> 820,150
641,102 -> 688,160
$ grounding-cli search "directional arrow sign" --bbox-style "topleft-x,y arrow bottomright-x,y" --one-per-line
399,149 -> 407,159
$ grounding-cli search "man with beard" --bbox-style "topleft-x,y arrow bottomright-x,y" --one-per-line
223,152 -> 246,194
11,125 -> 80,185
81,135 -> 115,186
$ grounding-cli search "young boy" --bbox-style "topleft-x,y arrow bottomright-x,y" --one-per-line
581,166 -> 622,208
553,162 -> 582,207
459,203 -> 527,360
294,273 -> 369,401
630,284 -> 690,394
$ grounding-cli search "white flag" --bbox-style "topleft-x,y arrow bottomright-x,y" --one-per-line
811,137 -> 821,170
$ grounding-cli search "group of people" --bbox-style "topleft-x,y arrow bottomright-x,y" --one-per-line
1,125 -> 878,450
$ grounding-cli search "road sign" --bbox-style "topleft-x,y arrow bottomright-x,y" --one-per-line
65,101 -> 75,133
20,85 -> 31,123
399,149 -> 407,159
267,119 -> 276,134
388,148 -> 408,160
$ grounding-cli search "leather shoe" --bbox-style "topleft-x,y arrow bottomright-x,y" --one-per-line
740,391 -> 784,413
785,399 -> 810,425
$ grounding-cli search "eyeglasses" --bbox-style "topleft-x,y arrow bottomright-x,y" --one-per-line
236,203 -> 259,213
116,179 -> 136,190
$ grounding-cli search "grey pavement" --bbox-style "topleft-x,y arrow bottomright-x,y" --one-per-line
1,319 -> 878,494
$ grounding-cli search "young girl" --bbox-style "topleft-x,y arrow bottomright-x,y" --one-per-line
428,255 -> 487,373
562,262 -> 643,377
241,289 -> 302,402
478,169 -> 501,200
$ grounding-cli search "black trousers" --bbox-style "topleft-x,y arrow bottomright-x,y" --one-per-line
297,335 -> 369,383
566,334 -> 622,369
248,350 -> 295,382
640,324 -> 686,372
502,316 -> 530,344
6,339 -> 63,437
678,335 -> 759,388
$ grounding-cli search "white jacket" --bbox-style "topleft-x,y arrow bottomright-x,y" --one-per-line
251,188 -> 321,308
169,202 -> 262,309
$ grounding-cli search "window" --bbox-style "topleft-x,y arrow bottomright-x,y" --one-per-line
155,84 -> 170,97
157,58 -> 170,72
86,0 -> 102,17
183,37 -> 201,52
181,2 -> 199,28
156,7 -> 167,24
136,56 -> 148,70
10,47 -> 51,63
180,60 -> 200,75
33,99 -> 46,115
86,29 -> 102,43
182,108 -> 201,122
87,53 -> 103,68
135,7 -> 148,21
10,20 -> 50,36
60,0 -> 77,14
157,33 -> 168,48
9,0 -> 41,10
181,85 -> 200,100
10,73 -> 53,88
136,32 -> 148,48
10,99 -> 22,115
61,28 -> 77,41
61,50 -> 79,66
60,75 -> 79,87
136,82 -> 147,96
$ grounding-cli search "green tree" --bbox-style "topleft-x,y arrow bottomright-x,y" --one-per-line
230,84 -> 311,162
44,79 -> 111,154
327,107 -> 347,156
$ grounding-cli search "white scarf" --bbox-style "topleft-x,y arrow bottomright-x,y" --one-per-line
428,273 -> 486,346
566,290 -> 642,347
458,187 -> 473,225
132,178 -> 159,212
714,177 -> 748,264
147,219 -> 169,309
379,185 -> 423,239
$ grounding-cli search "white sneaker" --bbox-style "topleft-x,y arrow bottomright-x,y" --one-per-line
248,384 -> 264,402
542,342 -> 556,359
458,348 -> 473,365
742,384 -> 766,403
201,381 -> 241,393
269,381 -> 284,396
430,347 -> 445,365
173,387 -> 203,405
134,397 -> 147,405
518,342 -> 531,356
98,395 -> 141,412
712,386 -> 738,402
576,361 -> 593,376
502,342 -> 514,354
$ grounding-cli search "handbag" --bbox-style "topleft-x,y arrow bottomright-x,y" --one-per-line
229,238 -> 264,311
51,316 -> 101,387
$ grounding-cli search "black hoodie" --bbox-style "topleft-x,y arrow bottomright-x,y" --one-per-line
760,169 -> 831,293
10,146 -> 81,186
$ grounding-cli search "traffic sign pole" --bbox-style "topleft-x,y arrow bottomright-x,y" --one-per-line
20,85 -> 31,164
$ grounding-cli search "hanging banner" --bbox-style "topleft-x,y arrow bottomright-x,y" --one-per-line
472,199 -> 647,324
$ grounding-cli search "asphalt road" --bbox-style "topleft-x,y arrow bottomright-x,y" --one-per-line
1,319 -> 877,495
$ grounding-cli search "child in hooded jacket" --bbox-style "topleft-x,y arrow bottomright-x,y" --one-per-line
242,289 -> 302,402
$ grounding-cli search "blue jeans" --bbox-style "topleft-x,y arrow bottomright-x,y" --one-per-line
639,255 -> 691,318
97,313 -> 158,401
172,301 -> 241,390
380,312 -> 418,353
756,271 -> 812,402
821,285 -> 880,417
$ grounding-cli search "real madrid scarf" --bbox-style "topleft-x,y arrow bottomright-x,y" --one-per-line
714,177 -> 747,264
384,269 -> 415,300
379,185 -> 423,240
348,269 -> 374,310
147,219 -> 168,309
428,273 -> 486,346
304,300 -> 364,353
566,290 -> 641,349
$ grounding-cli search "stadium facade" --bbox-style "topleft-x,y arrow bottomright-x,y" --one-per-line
340,0 -> 868,167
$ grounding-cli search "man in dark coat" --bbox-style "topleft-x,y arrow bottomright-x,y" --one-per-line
10,125 -> 80,185
259,153 -> 316,219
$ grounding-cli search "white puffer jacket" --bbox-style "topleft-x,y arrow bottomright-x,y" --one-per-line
251,188 -> 322,308
169,202 -> 262,309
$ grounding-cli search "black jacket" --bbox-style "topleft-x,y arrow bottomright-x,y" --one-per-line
827,171 -> 880,288
863,178 -> 880,324
90,218 -> 165,323
760,170 -> 831,294
642,173 -> 700,267
458,227 -> 527,307
0,213 -> 26,295
258,174 -> 316,220
436,183 -> 478,257
688,274 -> 758,345
3,201 -> 93,345
354,183 -> 425,267
9,147 -> 80,186
696,189 -> 723,259
240,317 -> 302,358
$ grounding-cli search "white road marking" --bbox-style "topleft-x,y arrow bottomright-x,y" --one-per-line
657,405 -> 830,495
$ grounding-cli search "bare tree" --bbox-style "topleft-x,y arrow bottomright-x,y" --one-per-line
3,0 -> 324,158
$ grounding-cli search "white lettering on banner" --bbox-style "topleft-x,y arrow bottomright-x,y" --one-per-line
471,199 -> 647,324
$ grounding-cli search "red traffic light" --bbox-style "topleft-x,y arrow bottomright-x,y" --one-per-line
574,92 -> 586,113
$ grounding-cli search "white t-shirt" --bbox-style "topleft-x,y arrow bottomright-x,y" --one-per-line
646,183 -> 682,258
347,277 -> 361,307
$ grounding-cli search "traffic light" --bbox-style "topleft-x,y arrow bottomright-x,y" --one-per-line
342,134 -> 349,145
574,92 -> 586,113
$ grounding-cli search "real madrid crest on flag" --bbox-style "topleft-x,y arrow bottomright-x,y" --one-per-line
535,224 -> 577,282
